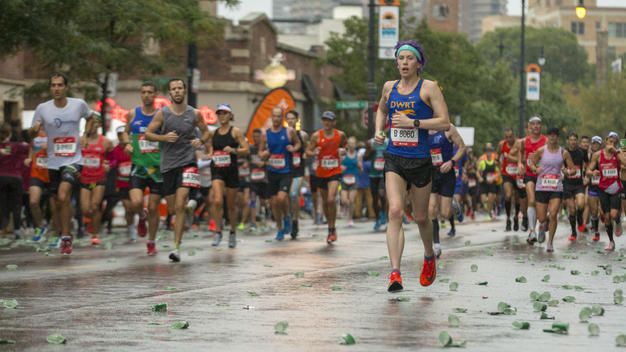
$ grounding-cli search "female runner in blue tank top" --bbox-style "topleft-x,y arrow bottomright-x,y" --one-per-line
373,40 -> 451,292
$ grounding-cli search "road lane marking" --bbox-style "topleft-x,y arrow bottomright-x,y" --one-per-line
44,264 -> 99,272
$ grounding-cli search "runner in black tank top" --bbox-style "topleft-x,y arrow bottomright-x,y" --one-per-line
286,110 -> 308,239
208,104 -> 249,248
563,132 -> 588,241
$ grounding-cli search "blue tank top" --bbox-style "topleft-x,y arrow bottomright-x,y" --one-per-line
266,127 -> 291,174
131,107 -> 158,134
386,79 -> 433,159
454,146 -> 467,182
428,131 -> 453,168
342,151 -> 359,176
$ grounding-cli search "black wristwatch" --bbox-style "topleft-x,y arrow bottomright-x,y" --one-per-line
413,119 -> 420,128
451,159 -> 456,166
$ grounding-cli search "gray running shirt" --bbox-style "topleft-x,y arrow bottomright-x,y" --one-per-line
31,98 -> 91,170
160,105 -> 197,173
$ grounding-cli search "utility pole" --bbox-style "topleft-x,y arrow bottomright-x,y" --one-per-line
187,43 -> 198,108
367,0 -> 376,139
518,0 -> 525,138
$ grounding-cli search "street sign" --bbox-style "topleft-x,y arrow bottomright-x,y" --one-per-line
379,5 -> 399,60
336,101 -> 367,110
526,64 -> 541,101
362,104 -> 379,128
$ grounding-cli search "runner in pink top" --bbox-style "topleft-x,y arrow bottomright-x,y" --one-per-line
528,127 -> 575,252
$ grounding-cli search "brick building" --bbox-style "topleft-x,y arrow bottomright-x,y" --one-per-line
0,53 -> 25,124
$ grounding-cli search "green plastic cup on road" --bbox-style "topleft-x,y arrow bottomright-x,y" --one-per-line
274,321 -> 288,335
340,333 -> 356,345
171,321 -> 190,329
470,264 -> 478,272
448,314 -> 460,327
152,303 -> 167,312
512,321 -> 530,330
588,323 -> 599,336
47,334 -> 67,344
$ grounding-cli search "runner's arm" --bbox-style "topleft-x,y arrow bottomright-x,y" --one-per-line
233,128 -> 250,156
374,81 -> 392,143
418,80 -> 450,131
562,150 -> 576,175
530,147 -> 544,174
300,131 -> 309,159
287,128 -> 301,152
448,125 -> 466,164
495,141 -> 504,167
586,152 -> 600,177
305,132 -> 319,157
194,110 -> 210,147
144,111 -> 166,142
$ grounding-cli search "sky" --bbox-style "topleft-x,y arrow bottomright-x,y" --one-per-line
218,0 -> 626,22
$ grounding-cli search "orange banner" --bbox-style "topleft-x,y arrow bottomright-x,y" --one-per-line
245,88 -> 295,142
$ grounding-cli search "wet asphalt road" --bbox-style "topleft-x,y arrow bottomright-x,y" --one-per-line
1,213 -> 626,351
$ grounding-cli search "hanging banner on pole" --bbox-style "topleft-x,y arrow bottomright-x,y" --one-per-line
526,64 -> 541,101
378,4 -> 399,60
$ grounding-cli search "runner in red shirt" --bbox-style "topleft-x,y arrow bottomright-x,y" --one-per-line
109,126 -> 136,241
509,116 -> 546,244
496,127 -> 523,232
306,111 -> 346,244
79,117 -> 114,245
587,132 -> 625,251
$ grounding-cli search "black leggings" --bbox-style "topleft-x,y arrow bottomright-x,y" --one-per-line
369,177 -> 385,219
0,176 -> 23,232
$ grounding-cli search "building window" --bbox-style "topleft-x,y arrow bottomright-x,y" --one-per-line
596,22 -> 600,31
571,21 -> 584,35
608,46 -> 617,60
608,22 -> 626,38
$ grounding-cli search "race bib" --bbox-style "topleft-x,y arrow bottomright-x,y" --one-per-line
591,176 -> 600,185
374,158 -> 385,171
182,166 -> 200,188
343,174 -> 356,185
517,177 -> 526,189
238,166 -> 250,177
212,150 -> 231,167
53,137 -> 76,157
200,167 -> 211,187
292,153 -> 301,168
566,165 -> 581,179
36,157 -> 48,168
468,178 -> 477,188
602,168 -> 618,178
118,161 -> 132,176
321,157 -> 339,169
505,165 -> 518,175
269,154 -> 286,169
605,180 -> 622,195
83,157 -> 100,168
430,148 -> 443,166
486,172 -> 497,183
251,168 -> 265,181
540,174 -> 559,189
138,134 -> 159,154
390,124 -> 418,147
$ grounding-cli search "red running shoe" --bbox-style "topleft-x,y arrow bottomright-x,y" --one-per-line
146,242 -> 158,256
420,255 -> 436,286
605,241 -> 615,251
387,270 -> 403,292
137,209 -> 147,237
470,211 -> 475,220
592,232 -> 600,241
569,233 -> 577,241
209,219 -> 216,232
577,223 -> 585,233
60,238 -> 72,255
91,235 -> 100,245
326,228 -> 337,243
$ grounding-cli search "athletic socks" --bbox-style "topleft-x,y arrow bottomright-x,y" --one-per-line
527,206 -> 537,231
576,209 -> 583,227
607,223 -> 614,242
174,241 -> 180,249
432,220 -> 440,244
449,216 -> 455,231
505,200 -> 511,218
569,215 -> 577,233
592,217 -> 599,232
515,202 -> 520,217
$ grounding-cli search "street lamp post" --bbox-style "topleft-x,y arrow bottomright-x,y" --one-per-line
518,0 -> 525,138
367,0 -> 376,139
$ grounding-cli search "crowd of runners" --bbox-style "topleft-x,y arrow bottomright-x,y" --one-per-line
1,41 -> 625,292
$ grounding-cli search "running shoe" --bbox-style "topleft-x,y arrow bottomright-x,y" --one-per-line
128,225 -> 138,243
513,217 -> 519,231
32,226 -> 47,242
137,209 -> 148,237
521,217 -> 528,232
169,248 -> 181,262
447,229 -> 455,237
546,242 -> 554,252
146,242 -> 158,256
91,235 -> 100,245
605,241 -> 615,252
537,225 -> 546,243
380,212 -> 387,225
592,232 -> 600,241
403,216 -> 410,224
49,235 -> 61,248
228,232 -> 237,248
347,219 -> 355,227
60,238 -> 72,255
373,219 -> 381,231
470,211 -> 475,220
527,231 -> 537,245
505,219 -> 512,232
209,219 -> 217,232
434,244 -> 442,258
276,229 -> 284,241
616,223 -> 622,237
577,223 -> 585,233
387,270 -> 403,292
212,232 -> 223,246
457,211 -> 464,223
569,233 -> 577,241
237,222 -> 245,231
486,213 -> 492,221
440,221 -> 446,229
327,228 -> 337,243
420,255 -> 436,286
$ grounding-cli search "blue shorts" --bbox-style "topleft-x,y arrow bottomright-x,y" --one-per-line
454,181 -> 464,195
